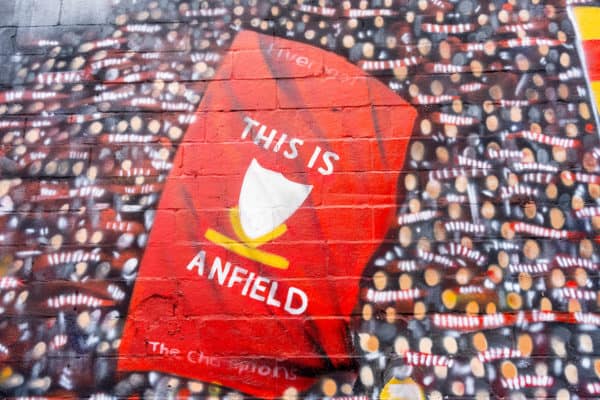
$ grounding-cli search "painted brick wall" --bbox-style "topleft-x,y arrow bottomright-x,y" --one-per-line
1,1 -> 600,399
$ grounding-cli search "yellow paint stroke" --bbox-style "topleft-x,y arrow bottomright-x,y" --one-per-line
229,207 -> 287,248
205,228 -> 290,270
591,81 -> 600,111
572,8 -> 600,111
381,377 -> 426,400
572,7 -> 600,41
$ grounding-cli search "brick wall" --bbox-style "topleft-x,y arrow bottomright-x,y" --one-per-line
1,1 -> 600,399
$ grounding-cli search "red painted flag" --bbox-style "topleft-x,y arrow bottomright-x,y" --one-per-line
119,30 -> 416,397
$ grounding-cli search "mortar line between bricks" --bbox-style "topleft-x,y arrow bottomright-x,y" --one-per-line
58,0 -> 64,25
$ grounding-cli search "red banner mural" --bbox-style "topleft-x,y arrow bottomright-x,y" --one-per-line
119,30 -> 414,397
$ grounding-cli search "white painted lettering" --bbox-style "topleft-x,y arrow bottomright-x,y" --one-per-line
285,287 -> 308,315
249,276 -> 269,301
242,272 -> 255,296
185,251 -> 206,275
208,257 -> 231,285
283,137 -> 304,159
266,281 -> 282,307
273,133 -> 288,153
184,251 -> 308,315
228,266 -> 248,287
253,125 -> 278,150
307,145 -> 322,168
241,116 -> 260,139
318,151 -> 340,176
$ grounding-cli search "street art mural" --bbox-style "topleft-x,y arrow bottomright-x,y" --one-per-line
2,0 -> 600,398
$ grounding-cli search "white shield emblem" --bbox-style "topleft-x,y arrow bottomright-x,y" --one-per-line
239,159 -> 313,239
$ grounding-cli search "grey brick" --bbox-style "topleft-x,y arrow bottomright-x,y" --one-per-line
60,0 -> 114,25
16,25 -> 111,54
0,56 -> 12,86
0,27 -> 15,55
13,0 -> 61,27
0,0 -> 18,25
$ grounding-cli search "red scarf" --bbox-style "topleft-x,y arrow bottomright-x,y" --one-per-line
119,30 -> 416,398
